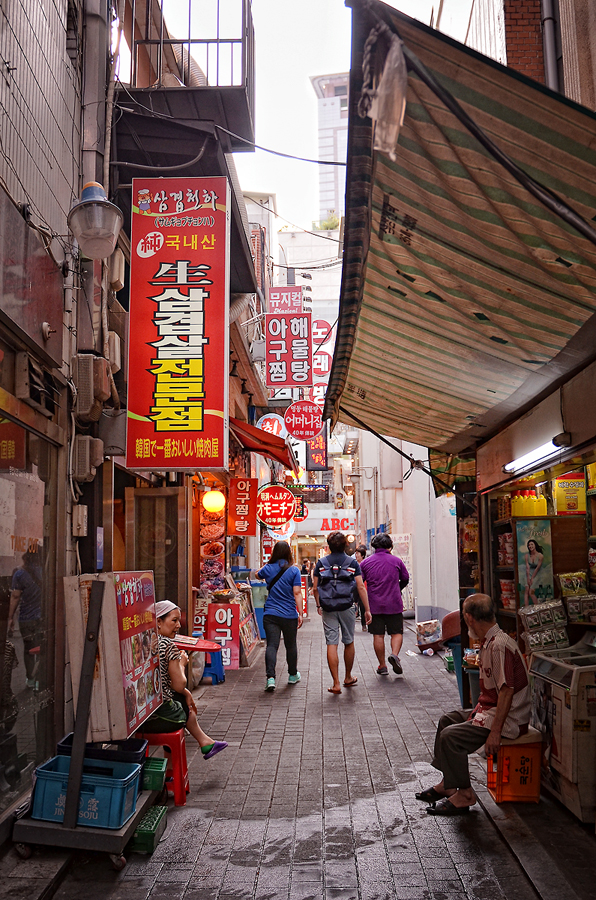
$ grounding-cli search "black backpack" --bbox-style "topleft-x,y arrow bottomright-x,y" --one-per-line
317,554 -> 358,612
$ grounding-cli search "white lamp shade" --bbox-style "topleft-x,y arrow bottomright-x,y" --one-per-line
68,182 -> 124,260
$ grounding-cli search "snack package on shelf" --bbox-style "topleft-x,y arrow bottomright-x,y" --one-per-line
564,593 -> 596,622
499,578 -> 516,610
557,570 -> 589,597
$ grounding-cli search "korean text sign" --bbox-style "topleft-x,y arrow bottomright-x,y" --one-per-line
114,571 -> 162,736
207,603 -> 240,669
256,484 -> 297,528
228,477 -> 258,536
265,312 -> 312,387
268,286 -> 303,313
126,177 -> 230,470
306,429 -> 328,471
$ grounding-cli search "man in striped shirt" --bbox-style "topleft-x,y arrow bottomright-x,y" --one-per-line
415,593 -> 530,816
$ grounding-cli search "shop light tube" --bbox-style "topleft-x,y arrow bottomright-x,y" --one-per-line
503,441 -> 559,474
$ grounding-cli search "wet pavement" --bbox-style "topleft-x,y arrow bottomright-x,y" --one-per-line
2,611 -> 595,900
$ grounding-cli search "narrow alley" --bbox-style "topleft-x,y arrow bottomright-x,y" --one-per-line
28,617 -> 591,900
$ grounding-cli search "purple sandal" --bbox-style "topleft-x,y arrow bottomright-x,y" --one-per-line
202,740 -> 228,760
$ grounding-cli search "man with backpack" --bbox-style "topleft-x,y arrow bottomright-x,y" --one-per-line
313,532 -> 371,694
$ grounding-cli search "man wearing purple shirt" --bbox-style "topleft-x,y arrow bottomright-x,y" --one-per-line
360,533 -> 409,676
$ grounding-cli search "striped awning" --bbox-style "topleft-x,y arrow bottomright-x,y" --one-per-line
324,0 -> 596,455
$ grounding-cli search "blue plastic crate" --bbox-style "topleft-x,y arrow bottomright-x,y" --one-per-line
32,755 -> 141,829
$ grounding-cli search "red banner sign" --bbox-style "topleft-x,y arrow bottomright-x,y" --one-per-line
228,477 -> 258,536
265,312 -> 312,387
126,176 -> 230,470
256,484 -> 296,528
284,400 -> 323,440
268,286 -> 303,313
207,603 -> 240,669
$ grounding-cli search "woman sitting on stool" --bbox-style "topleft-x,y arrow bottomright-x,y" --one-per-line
142,600 -> 227,760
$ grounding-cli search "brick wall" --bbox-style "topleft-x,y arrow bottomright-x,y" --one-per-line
503,0 -> 545,82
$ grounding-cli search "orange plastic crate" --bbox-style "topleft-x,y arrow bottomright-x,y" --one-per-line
487,741 -> 542,803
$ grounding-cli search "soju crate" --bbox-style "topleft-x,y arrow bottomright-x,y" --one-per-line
127,805 -> 168,854
57,733 -> 147,765
32,755 -> 141,829
142,757 -> 167,791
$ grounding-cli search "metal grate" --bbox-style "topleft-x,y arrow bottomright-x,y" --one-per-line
130,0 -> 254,99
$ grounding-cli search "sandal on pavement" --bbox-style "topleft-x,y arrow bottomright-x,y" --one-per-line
343,677 -> 357,687
202,740 -> 228,760
377,665 -> 389,675
328,686 -> 342,694
426,797 -> 471,816
415,787 -> 445,803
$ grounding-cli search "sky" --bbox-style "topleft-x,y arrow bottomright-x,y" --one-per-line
233,0 -> 465,230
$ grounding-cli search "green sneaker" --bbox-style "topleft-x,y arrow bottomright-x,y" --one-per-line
288,672 -> 301,684
265,677 -> 276,692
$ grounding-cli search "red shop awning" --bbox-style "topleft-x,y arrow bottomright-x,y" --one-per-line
229,417 -> 300,475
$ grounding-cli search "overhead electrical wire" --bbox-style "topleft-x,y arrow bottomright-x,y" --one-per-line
251,201 -> 342,243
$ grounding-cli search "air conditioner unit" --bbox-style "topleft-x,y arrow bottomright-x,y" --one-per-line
15,353 -> 57,418
98,408 -> 126,456
72,354 -> 111,421
73,435 -> 104,482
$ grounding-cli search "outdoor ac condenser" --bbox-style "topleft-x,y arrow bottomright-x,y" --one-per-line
72,354 -> 111,421
73,435 -> 104,482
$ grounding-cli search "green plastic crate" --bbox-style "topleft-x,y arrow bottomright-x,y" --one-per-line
127,805 -> 167,854
443,652 -> 454,673
142,757 -> 168,791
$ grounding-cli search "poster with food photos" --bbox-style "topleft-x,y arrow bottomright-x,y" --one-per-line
114,571 -> 162,735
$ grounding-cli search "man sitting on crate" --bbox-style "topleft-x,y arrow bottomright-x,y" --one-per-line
416,593 -> 531,816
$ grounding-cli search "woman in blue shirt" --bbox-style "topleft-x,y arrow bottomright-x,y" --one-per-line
257,541 -> 303,692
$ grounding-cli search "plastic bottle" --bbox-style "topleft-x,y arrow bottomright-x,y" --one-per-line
523,490 -> 535,516
535,492 -> 547,515
511,491 -> 524,517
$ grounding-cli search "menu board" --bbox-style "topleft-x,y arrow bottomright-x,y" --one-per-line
200,505 -> 226,593
114,571 -> 162,735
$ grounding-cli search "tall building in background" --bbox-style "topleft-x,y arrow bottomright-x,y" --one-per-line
311,73 -> 349,226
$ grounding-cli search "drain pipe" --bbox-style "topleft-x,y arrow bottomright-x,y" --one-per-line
542,0 -> 560,91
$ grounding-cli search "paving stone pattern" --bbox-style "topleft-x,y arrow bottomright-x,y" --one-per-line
52,617 -> 542,900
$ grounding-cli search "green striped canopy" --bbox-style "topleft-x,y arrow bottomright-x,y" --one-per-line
324,1 -> 596,455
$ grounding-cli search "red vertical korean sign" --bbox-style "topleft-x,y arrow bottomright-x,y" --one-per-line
228,477 -> 258,536
126,177 -> 230,470
207,603 -> 240,669
265,312 -> 312,387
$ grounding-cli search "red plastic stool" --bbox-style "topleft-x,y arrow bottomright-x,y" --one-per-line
145,729 -> 189,806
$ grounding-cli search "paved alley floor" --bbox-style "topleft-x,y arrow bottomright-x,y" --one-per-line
48,614 -> 546,900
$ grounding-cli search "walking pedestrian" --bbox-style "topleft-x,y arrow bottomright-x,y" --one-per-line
257,541 -> 303,692
360,533 -> 409,676
353,544 -> 368,630
313,531 -> 371,694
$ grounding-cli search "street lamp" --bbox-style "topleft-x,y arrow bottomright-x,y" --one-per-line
68,182 -> 123,259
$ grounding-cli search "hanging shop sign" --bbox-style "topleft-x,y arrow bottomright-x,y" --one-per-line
126,176 -> 230,471
228,477 -> 258,536
256,483 -> 296,528
306,429 -> 328,471
313,351 -> 333,380
256,413 -> 287,438
284,400 -> 323,440
268,286 -> 303,313
293,503 -> 309,523
312,319 -> 334,346
262,532 -> 274,563
207,603 -> 240,669
293,510 -> 357,536
265,312 -> 312,388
